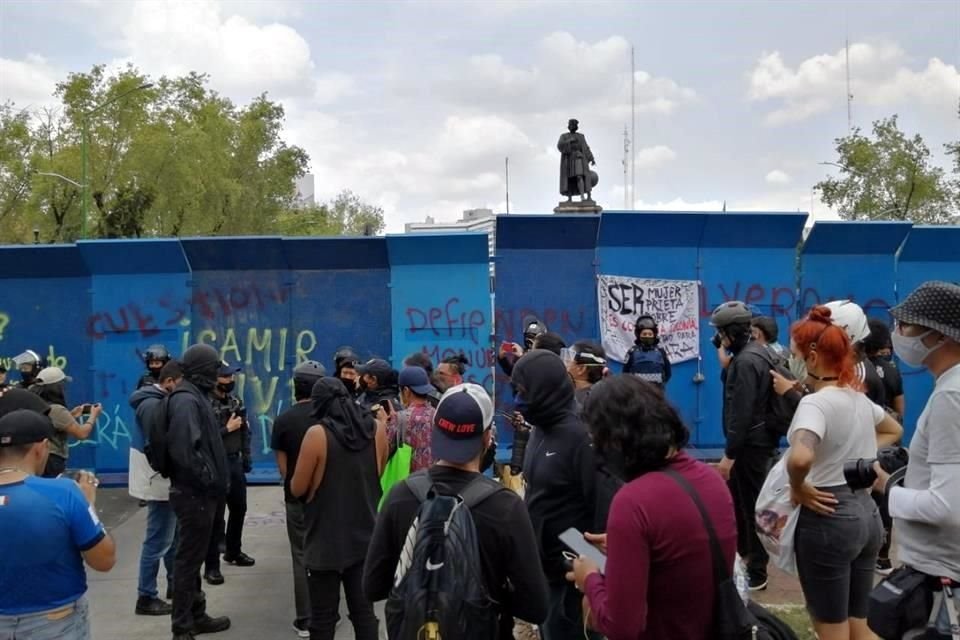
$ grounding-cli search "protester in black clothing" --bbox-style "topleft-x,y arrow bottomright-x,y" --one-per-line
363,383 -> 549,638
333,347 -> 361,397
563,341 -> 606,408
710,301 -> 780,591
270,360 -> 326,637
355,358 -> 400,411
533,331 -> 566,356
203,361 -> 253,585
138,344 -> 172,390
863,318 -> 905,420
511,350 -> 597,640
166,344 -> 231,640
497,314 -> 548,376
291,378 -> 387,640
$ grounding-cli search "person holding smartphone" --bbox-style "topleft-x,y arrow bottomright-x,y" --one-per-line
30,367 -> 100,478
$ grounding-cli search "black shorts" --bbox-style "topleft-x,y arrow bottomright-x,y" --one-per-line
795,486 -> 883,623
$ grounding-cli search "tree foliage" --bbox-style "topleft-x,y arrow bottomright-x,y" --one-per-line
274,190 -> 385,237
0,65 -> 384,243
815,115 -> 958,225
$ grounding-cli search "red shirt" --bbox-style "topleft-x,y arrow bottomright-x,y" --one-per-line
584,452 -> 736,640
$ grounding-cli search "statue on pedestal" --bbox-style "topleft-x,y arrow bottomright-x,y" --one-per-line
555,119 -> 601,214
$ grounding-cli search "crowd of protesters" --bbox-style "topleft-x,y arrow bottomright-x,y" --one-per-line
0,280 -> 957,640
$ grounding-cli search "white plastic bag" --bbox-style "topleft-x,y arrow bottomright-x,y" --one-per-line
733,554 -> 750,604
755,456 -> 799,576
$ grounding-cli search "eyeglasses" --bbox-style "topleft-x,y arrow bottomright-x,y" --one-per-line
560,348 -> 606,366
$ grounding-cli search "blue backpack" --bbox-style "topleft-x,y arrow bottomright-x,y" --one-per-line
626,347 -> 666,384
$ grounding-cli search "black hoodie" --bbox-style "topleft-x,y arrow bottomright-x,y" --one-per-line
512,350 -> 597,583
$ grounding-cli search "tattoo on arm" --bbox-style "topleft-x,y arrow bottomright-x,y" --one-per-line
794,429 -> 821,451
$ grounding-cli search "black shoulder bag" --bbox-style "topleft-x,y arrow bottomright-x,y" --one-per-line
664,469 -> 768,640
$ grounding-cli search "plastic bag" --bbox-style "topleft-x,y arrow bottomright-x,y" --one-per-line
734,554 -> 750,604
755,456 -> 799,576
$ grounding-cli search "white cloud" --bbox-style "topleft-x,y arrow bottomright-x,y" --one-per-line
0,55 -> 63,109
109,0 -> 319,99
436,32 -> 696,121
634,145 -> 677,169
765,169 -> 792,185
747,42 -> 960,126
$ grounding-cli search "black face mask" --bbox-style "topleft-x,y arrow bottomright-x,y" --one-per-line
217,381 -> 236,394
148,366 -> 163,380
639,337 -> 657,347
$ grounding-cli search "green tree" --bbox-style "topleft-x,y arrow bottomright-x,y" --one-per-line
815,115 -> 957,224
274,190 -> 385,237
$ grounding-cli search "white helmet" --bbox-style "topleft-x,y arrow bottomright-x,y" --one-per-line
824,300 -> 870,344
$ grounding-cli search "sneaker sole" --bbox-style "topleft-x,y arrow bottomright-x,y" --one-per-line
135,608 -> 172,616
748,581 -> 768,592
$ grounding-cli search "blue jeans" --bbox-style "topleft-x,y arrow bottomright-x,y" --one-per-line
138,501 -> 177,598
0,596 -> 90,639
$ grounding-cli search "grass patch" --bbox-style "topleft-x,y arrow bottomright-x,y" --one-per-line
773,605 -> 815,640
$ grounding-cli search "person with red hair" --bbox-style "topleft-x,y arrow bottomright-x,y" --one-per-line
785,305 -> 902,640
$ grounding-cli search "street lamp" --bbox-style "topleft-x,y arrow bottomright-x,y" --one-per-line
80,82 -> 153,239
35,171 -> 85,189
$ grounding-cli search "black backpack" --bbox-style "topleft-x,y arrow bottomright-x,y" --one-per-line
664,469 -> 798,640
385,471 -> 506,640
144,387 -> 188,478
754,346 -> 797,438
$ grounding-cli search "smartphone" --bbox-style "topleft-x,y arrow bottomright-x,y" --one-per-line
81,404 -> 92,415
558,527 -> 607,574
500,341 -> 513,353
378,399 -> 392,414
61,469 -> 86,482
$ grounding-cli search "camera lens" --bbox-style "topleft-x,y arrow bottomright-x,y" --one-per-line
510,427 -> 531,475
843,458 -> 878,490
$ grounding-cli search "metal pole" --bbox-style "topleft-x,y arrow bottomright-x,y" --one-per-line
81,120 -> 89,239
631,45 -> 636,210
505,156 -> 510,214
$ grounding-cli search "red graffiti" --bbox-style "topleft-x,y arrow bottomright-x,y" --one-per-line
701,281 -> 892,318
188,285 -> 290,322
406,298 -> 486,345
86,303 -> 160,340
495,307 -> 585,342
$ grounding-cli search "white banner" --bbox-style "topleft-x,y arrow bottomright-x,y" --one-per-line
597,275 -> 701,364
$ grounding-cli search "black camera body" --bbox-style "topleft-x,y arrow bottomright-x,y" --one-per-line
843,446 -> 909,490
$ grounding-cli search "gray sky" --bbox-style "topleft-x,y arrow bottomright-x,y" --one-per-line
1,0 -> 958,231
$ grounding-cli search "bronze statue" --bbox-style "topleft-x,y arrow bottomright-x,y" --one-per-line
558,119 -> 597,202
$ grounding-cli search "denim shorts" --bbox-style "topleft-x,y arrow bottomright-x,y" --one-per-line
795,487 -> 883,624
0,596 -> 90,640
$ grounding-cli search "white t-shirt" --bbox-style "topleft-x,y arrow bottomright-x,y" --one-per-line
787,386 -> 886,487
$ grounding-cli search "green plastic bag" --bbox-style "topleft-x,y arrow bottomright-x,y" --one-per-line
378,416 -> 412,511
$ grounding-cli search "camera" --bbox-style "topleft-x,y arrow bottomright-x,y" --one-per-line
843,446 -> 909,490
711,333 -> 723,349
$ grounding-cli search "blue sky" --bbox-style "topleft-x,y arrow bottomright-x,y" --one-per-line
1,0 -> 958,231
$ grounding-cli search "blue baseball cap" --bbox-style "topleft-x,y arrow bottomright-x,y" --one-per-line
219,360 -> 241,377
398,366 -> 435,396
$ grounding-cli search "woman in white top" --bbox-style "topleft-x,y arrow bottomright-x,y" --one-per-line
786,305 -> 902,640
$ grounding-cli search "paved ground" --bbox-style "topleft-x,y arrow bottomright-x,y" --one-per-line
88,486 -> 804,639
89,486 -> 383,640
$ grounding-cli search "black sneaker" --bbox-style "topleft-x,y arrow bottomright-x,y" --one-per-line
223,552 -> 255,567
136,596 -> 172,616
203,570 -> 224,586
173,634 -> 195,640
748,575 -> 768,592
166,585 -> 174,601
292,619 -> 310,638
193,614 -> 231,634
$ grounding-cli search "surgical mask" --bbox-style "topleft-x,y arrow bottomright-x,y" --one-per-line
892,329 -> 943,368
217,381 -> 236,394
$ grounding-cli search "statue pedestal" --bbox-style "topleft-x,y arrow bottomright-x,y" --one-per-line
554,199 -> 603,214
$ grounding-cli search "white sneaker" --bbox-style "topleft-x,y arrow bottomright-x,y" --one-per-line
292,620 -> 310,638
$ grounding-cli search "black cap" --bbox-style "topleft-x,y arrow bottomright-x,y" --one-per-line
0,409 -> 54,447
0,388 -> 50,420
890,281 -> 960,342
355,358 -> 394,381
218,360 -> 241,377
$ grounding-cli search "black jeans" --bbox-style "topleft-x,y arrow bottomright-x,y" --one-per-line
541,582 -> 602,640
728,446 -> 774,580
170,490 -> 218,634
306,562 -> 378,640
206,455 -> 247,569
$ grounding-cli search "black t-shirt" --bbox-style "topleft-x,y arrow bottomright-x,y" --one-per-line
872,357 -> 904,408
270,401 -> 316,503
363,466 -> 549,637
857,356 -> 886,408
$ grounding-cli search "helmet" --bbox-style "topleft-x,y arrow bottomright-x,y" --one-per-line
710,301 -> 753,329
824,300 -> 870,344
635,315 -> 658,335
144,344 -> 171,364
294,360 -> 326,383
334,347 -> 359,369
751,316 -> 779,343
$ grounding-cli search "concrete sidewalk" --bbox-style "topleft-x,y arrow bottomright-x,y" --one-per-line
87,486 -> 383,640
87,487 -> 804,639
